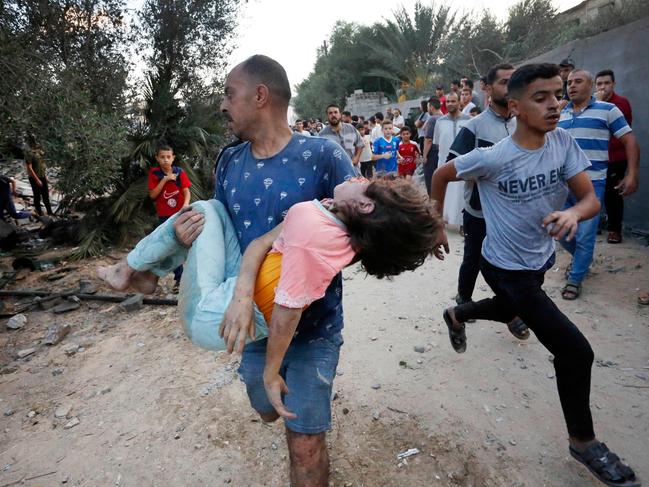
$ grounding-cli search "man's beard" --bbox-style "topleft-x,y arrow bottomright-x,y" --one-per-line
492,95 -> 508,108
329,118 -> 340,126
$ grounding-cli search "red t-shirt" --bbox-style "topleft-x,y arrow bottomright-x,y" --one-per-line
439,95 -> 448,115
608,92 -> 632,163
397,141 -> 420,176
148,167 -> 191,217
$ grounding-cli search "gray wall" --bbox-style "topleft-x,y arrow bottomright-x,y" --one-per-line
525,16 -> 649,234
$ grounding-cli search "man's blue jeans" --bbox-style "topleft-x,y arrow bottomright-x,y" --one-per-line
560,179 -> 606,285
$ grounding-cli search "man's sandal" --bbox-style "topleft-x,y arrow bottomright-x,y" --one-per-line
607,232 -> 622,244
562,283 -> 581,300
570,442 -> 640,487
443,309 -> 466,353
507,317 -> 530,340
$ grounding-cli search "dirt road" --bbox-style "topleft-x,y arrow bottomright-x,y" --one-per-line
1,230 -> 648,486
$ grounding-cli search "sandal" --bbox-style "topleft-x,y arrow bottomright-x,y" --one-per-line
443,308 -> 466,353
638,292 -> 649,306
570,442 -> 640,487
607,232 -> 622,244
562,283 -> 581,300
507,317 -> 530,340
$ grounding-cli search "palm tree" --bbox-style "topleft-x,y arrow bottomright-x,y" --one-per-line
362,2 -> 464,95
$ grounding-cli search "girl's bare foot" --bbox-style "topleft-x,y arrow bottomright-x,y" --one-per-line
131,271 -> 159,294
97,262 -> 135,291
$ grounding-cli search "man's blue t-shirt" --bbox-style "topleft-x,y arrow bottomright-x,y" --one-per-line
215,133 -> 355,342
372,136 -> 399,173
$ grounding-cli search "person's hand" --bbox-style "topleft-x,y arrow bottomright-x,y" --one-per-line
164,173 -> 178,182
35,179 -> 43,188
615,174 -> 639,197
220,296 -> 255,354
542,209 -> 579,241
263,371 -> 296,420
383,152 -> 391,159
172,209 -> 204,247
433,228 -> 449,260
595,89 -> 606,101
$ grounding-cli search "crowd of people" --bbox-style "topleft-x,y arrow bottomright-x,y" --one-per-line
96,54 -> 645,487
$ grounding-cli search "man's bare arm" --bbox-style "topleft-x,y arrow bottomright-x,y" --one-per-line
430,162 -> 461,260
263,304 -> 303,419
352,145 -> 363,166
616,132 -> 640,196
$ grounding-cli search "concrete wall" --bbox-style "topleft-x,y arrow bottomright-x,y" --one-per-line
525,16 -> 649,234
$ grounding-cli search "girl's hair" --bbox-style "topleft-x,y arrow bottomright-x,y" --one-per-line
335,176 -> 442,279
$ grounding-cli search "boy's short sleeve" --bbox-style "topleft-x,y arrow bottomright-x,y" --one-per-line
353,128 -> 365,149
274,245 -> 339,308
432,121 -> 440,145
372,138 -> 381,154
147,169 -> 158,190
179,169 -> 191,188
454,147 -> 495,181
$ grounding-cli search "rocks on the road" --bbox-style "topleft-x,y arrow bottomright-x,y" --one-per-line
413,345 -> 425,353
371,384 -> 381,390
64,417 -> 80,429
43,324 -> 71,346
17,347 -> 37,358
64,344 -> 80,356
4,409 -> 14,416
52,299 -> 81,314
54,404 -> 72,419
79,279 -> 98,295
119,293 -> 144,313
6,313 -> 27,330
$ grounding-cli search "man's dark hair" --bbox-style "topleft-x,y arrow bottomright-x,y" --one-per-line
381,120 -> 393,127
374,112 -> 384,121
400,126 -> 411,133
486,63 -> 515,85
369,116 -> 376,124
469,106 -> 482,115
351,114 -> 359,122
334,177 -> 442,279
420,100 -> 428,111
451,79 -> 461,87
156,144 -> 174,154
595,69 -> 615,82
342,110 -> 352,117
239,55 -> 291,106
435,84 -> 444,91
428,96 -> 441,109
480,75 -> 487,83
507,63 -> 560,100
464,78 -> 474,89
326,103 -> 340,112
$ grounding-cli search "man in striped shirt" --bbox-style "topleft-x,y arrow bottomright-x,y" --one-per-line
557,69 -> 640,300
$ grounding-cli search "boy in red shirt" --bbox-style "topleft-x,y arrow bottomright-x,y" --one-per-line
147,145 -> 191,288
397,126 -> 420,179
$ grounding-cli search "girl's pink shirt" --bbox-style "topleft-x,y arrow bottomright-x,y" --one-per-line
271,200 -> 355,308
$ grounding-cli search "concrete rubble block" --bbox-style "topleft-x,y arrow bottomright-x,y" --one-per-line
6,313 -> 27,330
17,347 -> 37,358
52,300 -> 81,314
119,293 -> 144,313
43,324 -> 71,346
78,279 -> 98,295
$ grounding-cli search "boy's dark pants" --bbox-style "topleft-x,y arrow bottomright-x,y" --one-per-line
604,161 -> 627,233
158,216 -> 183,283
454,256 -> 595,440
28,176 -> 53,216
457,211 -> 486,301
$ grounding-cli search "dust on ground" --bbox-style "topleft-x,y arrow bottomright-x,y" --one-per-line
0,230 -> 648,486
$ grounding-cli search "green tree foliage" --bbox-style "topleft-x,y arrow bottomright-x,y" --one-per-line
295,0 -> 646,117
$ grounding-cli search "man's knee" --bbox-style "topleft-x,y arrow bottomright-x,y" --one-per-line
286,430 -> 327,465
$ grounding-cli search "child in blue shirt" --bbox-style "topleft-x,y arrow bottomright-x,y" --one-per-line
372,121 -> 399,173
